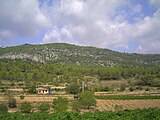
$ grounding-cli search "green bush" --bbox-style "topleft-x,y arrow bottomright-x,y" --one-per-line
0,103 -> 8,112
19,101 -> 33,113
79,91 -> 96,109
53,97 -> 68,112
27,84 -> 37,94
20,95 -> 25,100
8,98 -> 17,108
99,87 -> 113,92
129,86 -> 135,91
72,100 -> 81,111
38,102 -> 50,112
66,84 -> 80,94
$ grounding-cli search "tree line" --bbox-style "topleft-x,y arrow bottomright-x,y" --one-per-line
0,61 -> 159,86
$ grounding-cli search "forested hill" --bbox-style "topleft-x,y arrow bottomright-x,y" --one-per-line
0,43 -> 160,66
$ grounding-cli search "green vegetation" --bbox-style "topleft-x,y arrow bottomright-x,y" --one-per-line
19,101 -> 33,113
0,104 -> 8,112
38,102 -> 50,112
0,62 -> 159,88
26,84 -> 37,94
0,108 -> 160,120
66,83 -> 80,94
53,97 -> 68,112
78,91 -> 96,109
0,43 -> 160,66
96,95 -> 160,100
8,97 -> 17,108
19,95 -> 25,100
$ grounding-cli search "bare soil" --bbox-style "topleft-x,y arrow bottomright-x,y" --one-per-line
96,99 -> 160,111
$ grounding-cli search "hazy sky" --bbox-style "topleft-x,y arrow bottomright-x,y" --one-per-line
0,0 -> 160,53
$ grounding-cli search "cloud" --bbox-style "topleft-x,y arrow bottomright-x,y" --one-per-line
42,0 -> 160,53
1,0 -> 160,53
149,0 -> 160,7
42,0 -> 130,48
134,9 -> 160,53
0,0 -> 50,42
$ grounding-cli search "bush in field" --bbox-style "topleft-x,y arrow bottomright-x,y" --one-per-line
19,95 -> 25,100
136,86 -> 143,91
145,87 -> 150,91
129,86 -> 135,91
0,103 -> 8,112
19,101 -> 33,113
27,84 -> 37,94
120,84 -> 126,91
38,102 -> 50,112
8,98 -> 17,108
72,100 -> 81,111
53,97 -> 68,112
79,91 -> 96,109
66,84 -> 80,94
99,87 -> 113,92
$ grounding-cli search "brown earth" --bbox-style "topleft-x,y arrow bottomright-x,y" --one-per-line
1,94 -> 160,112
96,99 -> 160,111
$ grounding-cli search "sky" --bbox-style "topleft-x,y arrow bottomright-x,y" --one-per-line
0,0 -> 160,54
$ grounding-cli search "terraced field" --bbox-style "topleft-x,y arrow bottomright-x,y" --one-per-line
96,99 -> 160,111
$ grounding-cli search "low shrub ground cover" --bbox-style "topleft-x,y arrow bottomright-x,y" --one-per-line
0,108 -> 160,120
96,95 -> 160,100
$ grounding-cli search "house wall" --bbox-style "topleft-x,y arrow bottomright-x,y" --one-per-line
38,90 -> 48,94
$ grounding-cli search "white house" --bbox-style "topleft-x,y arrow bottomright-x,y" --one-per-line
37,88 -> 49,94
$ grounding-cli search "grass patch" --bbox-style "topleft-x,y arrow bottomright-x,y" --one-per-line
96,95 -> 160,100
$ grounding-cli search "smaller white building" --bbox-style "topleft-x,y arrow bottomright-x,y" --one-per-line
37,88 -> 49,94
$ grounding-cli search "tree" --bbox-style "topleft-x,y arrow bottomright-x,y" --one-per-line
53,97 -> 68,112
20,95 -> 25,100
38,102 -> 50,112
66,84 -> 80,94
27,84 -> 37,94
19,101 -> 33,113
8,97 -> 17,108
0,103 -> 8,112
78,91 -> 96,109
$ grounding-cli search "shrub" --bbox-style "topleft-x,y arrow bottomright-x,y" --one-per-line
20,95 -> 25,100
99,87 -> 113,92
19,101 -> 33,113
53,97 -> 68,112
66,84 -> 80,94
8,98 -> 17,108
0,103 -> 8,112
129,87 -> 135,91
145,87 -> 150,91
136,86 -> 143,91
120,84 -> 126,91
27,84 -> 37,94
72,100 -> 81,111
38,102 -> 50,112
79,91 -> 96,109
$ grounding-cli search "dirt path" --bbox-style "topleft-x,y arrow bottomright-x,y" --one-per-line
0,94 -> 74,104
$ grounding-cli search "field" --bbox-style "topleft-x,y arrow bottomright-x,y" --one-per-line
1,93 -> 160,112
96,95 -> 160,100
97,99 -> 160,111
0,108 -> 160,120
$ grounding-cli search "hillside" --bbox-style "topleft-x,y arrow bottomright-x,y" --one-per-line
0,43 -> 160,66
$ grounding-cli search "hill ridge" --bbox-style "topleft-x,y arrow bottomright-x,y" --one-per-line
0,43 -> 160,66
